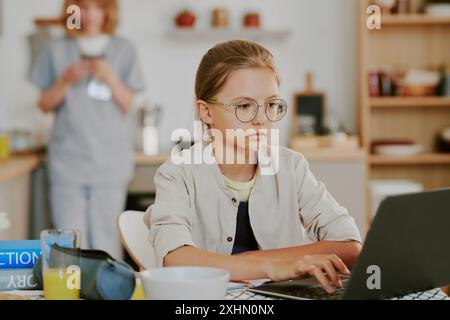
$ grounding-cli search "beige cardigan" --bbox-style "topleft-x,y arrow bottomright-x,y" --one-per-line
146,142 -> 361,267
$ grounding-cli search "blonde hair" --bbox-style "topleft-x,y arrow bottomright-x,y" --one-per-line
195,40 -> 280,101
62,0 -> 119,37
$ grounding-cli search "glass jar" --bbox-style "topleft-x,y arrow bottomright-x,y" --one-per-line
368,66 -> 381,97
0,132 -> 10,160
40,229 -> 81,300
380,65 -> 394,96
298,115 -> 317,136
442,64 -> 450,97
395,0 -> 411,14
212,8 -> 229,28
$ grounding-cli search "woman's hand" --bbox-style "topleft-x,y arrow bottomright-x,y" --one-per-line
38,62 -> 89,113
89,59 -> 117,85
87,58 -> 135,112
265,254 -> 350,294
61,62 -> 89,85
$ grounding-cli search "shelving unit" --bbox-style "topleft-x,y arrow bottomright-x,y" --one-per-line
370,153 -> 450,165
370,97 -> 450,108
34,18 -> 63,27
358,1 -> 450,226
381,14 -> 450,26
167,29 -> 291,42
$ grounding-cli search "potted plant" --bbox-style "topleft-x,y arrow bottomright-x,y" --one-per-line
175,9 -> 196,28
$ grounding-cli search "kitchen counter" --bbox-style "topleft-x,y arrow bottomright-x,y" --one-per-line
0,148 -> 367,187
135,153 -> 169,166
0,148 -> 365,184
0,152 -> 169,184
136,149 -> 367,164
297,148 -> 366,161
0,153 -> 42,183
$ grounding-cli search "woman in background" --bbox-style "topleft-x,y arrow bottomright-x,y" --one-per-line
31,0 -> 144,259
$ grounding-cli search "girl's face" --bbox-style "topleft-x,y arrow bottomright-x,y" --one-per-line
197,67 -> 280,155
80,0 -> 106,35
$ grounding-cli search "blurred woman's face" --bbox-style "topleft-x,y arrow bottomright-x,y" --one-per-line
80,0 -> 106,35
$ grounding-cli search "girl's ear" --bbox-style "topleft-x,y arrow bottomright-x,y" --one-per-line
196,100 -> 214,126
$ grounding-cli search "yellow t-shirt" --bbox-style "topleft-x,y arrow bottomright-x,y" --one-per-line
223,175 -> 257,203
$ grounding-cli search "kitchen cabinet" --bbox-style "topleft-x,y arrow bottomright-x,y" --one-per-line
0,175 -> 31,240
0,155 -> 41,240
29,163 -> 53,239
125,154 -> 168,212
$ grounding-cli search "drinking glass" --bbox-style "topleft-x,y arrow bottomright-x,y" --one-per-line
40,229 -> 81,300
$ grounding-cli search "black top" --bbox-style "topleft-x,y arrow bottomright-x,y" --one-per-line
231,202 -> 259,254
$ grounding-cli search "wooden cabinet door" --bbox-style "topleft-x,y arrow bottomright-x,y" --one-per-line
0,175 -> 31,240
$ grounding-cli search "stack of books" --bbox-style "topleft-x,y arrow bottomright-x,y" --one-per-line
0,240 -> 41,291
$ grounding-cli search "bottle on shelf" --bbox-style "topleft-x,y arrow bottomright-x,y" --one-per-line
212,8 -> 229,28
368,66 -> 381,97
374,0 -> 396,14
394,0 -> 411,14
439,63 -> 450,97
379,65 -> 395,97
0,131 -> 10,160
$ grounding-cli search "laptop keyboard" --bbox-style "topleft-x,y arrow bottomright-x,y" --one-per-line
279,277 -> 350,300
247,277 -> 351,300
229,287 -> 449,300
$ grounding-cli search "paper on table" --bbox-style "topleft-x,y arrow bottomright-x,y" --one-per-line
0,290 -> 43,300
227,279 -> 270,291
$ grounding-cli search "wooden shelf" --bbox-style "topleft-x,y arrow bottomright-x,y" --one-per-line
370,97 -> 450,108
370,153 -> 450,165
167,29 -> 291,42
34,18 -> 63,27
381,14 -> 450,26
295,148 -> 366,161
359,1 -> 450,228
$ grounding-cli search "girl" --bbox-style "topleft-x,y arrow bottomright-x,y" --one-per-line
31,0 -> 144,259
148,40 -> 361,293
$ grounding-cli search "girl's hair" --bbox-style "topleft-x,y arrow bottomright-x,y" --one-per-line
195,40 -> 280,101
62,0 -> 119,37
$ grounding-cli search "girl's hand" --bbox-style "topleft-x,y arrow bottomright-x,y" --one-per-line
89,59 -> 117,85
61,62 -> 89,85
265,254 -> 350,294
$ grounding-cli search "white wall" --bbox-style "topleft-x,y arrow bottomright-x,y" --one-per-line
0,0 -> 357,152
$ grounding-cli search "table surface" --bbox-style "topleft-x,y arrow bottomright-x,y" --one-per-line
226,287 -> 450,300
1,288 -> 448,301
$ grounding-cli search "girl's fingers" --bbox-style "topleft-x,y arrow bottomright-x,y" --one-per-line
309,267 -> 334,294
329,255 -> 350,275
318,260 -> 341,288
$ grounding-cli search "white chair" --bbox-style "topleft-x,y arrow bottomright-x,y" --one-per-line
117,210 -> 156,270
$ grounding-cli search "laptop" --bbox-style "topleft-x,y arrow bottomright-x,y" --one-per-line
249,188 -> 450,300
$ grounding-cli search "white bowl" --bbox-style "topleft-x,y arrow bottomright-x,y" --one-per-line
140,267 -> 230,300
426,4 -> 450,17
374,144 -> 423,156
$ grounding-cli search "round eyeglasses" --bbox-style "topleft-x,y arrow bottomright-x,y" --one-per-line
207,98 -> 288,123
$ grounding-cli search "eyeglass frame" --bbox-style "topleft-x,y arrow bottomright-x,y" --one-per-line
206,98 -> 288,123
